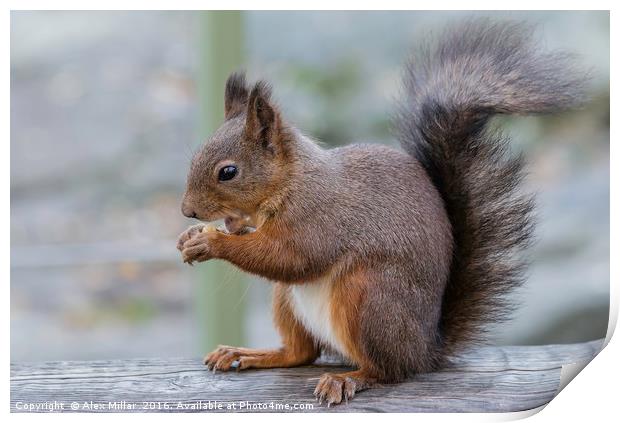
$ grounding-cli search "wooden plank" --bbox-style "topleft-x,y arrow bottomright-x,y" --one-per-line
10,339 -> 603,413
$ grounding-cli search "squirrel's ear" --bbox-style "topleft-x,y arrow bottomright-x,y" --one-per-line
224,71 -> 249,119
244,81 -> 283,151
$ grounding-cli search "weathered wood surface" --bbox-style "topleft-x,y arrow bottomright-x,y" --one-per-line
11,339 -> 603,413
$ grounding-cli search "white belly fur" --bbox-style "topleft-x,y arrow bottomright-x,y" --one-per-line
289,277 -> 347,356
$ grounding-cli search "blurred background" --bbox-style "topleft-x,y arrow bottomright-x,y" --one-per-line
11,11 -> 609,362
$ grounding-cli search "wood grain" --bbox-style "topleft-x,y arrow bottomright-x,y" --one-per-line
10,339 -> 603,413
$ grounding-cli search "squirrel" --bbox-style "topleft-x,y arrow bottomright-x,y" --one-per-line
177,20 -> 585,406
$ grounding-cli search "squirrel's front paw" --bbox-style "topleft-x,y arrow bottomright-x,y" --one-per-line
180,229 -> 220,265
176,224 -> 206,252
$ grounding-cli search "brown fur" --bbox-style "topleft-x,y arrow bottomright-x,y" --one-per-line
178,19 -> 586,405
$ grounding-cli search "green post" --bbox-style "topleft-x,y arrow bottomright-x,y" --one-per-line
195,11 -> 246,354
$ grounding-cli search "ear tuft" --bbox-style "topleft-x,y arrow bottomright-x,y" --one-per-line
224,71 -> 249,119
245,80 -> 279,146
250,80 -> 273,103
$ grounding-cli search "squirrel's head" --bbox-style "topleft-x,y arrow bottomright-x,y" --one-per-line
181,72 -> 292,224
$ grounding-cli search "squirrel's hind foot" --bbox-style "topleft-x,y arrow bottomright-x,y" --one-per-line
203,345 -> 317,372
313,369 -> 377,406
203,345 -> 272,372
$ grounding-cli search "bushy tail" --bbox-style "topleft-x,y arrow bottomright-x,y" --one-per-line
395,19 -> 586,355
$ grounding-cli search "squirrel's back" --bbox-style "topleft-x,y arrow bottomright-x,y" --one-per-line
286,141 -> 453,261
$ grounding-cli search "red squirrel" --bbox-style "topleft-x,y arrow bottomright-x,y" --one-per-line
177,20 -> 585,405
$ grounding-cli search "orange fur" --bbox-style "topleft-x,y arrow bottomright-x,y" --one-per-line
272,283 -> 320,360
184,222 -> 330,283
329,268 -> 377,373
204,282 -> 319,371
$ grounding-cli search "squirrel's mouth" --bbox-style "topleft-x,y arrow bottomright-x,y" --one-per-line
204,215 -> 255,235
223,216 -> 255,235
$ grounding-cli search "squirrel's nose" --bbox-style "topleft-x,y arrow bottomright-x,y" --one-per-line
181,203 -> 197,219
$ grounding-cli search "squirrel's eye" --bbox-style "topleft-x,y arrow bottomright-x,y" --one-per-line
218,165 -> 237,181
